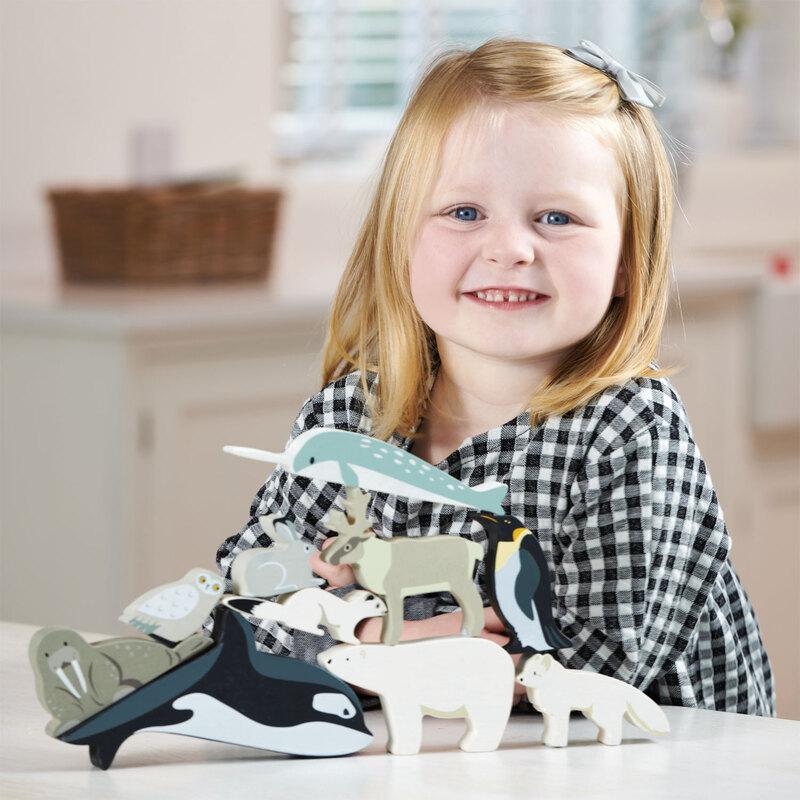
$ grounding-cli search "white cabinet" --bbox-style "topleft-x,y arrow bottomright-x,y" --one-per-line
1,284 -> 327,633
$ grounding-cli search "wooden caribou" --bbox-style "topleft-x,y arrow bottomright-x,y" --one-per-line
319,488 -> 485,645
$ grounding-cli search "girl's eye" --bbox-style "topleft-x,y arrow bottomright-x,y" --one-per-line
447,206 -> 482,222
538,210 -> 573,226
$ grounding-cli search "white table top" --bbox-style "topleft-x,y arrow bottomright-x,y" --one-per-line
2,620 -> 798,800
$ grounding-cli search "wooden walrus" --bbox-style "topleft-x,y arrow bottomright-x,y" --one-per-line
29,627 -> 211,736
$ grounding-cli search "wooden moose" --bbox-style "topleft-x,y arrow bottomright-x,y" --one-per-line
319,488 -> 485,645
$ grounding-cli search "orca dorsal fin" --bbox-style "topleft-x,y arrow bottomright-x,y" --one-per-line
207,604 -> 261,678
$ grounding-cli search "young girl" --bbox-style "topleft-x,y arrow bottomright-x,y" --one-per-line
216,37 -> 774,716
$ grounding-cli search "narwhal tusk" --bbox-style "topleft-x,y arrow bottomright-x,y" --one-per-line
223,445 -> 287,465
55,667 -> 82,699
70,659 -> 88,694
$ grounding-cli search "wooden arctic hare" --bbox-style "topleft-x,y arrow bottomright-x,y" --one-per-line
223,588 -> 387,644
320,637 -> 514,755
230,514 -> 324,597
320,488 -> 484,645
517,654 -> 670,747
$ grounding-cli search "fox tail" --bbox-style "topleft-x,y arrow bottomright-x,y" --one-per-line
624,691 -> 670,735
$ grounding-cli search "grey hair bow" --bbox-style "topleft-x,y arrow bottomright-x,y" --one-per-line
563,39 -> 666,109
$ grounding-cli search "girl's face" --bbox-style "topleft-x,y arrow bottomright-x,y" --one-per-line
409,103 -> 626,372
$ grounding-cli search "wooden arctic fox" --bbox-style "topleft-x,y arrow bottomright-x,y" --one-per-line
517,653 -> 670,747
223,589 -> 387,645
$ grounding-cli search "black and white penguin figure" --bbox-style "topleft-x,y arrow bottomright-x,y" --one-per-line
467,511 -> 571,653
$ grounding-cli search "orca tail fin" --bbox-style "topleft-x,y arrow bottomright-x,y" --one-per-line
88,735 -> 125,770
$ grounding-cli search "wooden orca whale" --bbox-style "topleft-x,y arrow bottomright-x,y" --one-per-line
57,606 -> 373,769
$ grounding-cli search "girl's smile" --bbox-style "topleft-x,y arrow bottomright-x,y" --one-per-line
463,287 -> 551,310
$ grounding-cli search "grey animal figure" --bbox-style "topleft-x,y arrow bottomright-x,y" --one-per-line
29,627 -> 210,737
231,514 -> 324,597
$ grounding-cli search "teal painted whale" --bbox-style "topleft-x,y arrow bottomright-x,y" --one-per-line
224,428 -> 508,514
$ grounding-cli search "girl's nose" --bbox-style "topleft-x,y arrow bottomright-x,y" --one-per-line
481,222 -> 537,268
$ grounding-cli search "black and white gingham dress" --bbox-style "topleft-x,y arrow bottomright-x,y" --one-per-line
216,368 -> 775,716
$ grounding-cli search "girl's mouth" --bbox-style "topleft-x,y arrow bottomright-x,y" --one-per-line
464,291 -> 550,311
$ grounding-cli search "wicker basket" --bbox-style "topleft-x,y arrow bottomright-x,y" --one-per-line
47,183 -> 283,284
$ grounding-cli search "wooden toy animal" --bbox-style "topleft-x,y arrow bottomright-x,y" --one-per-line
56,606 -> 373,769
319,636 -> 514,755
29,627 -> 211,737
224,429 -> 509,514
516,653 -> 670,747
223,588 -> 387,644
319,488 -> 484,645
467,511 -> 571,652
119,567 -> 223,644
230,514 -> 324,597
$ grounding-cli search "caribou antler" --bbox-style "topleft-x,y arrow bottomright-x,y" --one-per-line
322,487 -> 373,539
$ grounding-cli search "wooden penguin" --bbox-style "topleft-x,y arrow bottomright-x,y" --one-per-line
29,627 -> 211,737
119,567 -> 223,644
319,636 -> 514,755
230,514 -> 324,597
320,488 -> 485,645
57,605 -> 373,769
467,511 -> 571,653
517,653 -> 670,747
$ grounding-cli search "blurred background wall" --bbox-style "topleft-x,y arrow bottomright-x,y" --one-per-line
1,0 -> 798,717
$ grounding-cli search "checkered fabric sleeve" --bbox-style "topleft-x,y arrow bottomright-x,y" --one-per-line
552,421 -> 775,715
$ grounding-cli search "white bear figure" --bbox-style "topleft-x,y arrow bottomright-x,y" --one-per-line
319,636 -> 514,755
517,653 -> 670,747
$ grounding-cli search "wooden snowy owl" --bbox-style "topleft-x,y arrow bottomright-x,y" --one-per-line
119,568 -> 223,644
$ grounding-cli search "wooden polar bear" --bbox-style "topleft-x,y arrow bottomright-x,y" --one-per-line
319,636 -> 514,755
223,589 -> 387,644
517,654 -> 670,747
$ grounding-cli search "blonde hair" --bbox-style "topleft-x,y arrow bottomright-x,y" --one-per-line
320,37 -> 677,441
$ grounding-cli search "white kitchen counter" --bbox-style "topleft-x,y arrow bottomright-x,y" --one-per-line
0,276 -> 331,339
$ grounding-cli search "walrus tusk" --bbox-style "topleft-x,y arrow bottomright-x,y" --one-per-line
55,666 -> 81,699
70,659 -> 88,694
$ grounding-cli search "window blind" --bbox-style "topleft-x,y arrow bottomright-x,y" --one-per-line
273,0 -> 696,162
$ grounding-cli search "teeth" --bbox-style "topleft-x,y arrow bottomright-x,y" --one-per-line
475,290 -> 538,302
